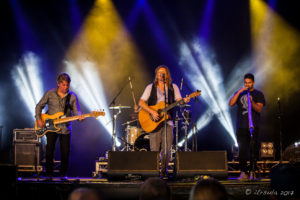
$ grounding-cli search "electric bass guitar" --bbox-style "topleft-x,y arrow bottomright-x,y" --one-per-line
35,111 -> 105,137
138,90 -> 201,133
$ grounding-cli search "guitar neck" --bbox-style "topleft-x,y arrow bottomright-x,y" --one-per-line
54,113 -> 92,125
163,99 -> 184,112
162,91 -> 200,112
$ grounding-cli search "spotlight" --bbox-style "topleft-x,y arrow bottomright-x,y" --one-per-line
260,142 -> 275,159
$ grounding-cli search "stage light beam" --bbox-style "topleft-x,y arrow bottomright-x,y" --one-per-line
11,52 -> 44,121
65,60 -> 121,146
179,40 -> 237,146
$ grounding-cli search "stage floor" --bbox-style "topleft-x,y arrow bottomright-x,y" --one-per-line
13,176 -> 273,200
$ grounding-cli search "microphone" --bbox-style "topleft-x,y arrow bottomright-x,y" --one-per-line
180,77 -> 183,91
128,76 -> 133,89
162,73 -> 166,83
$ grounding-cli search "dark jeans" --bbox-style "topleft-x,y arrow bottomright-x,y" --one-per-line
45,133 -> 70,176
236,128 -> 259,173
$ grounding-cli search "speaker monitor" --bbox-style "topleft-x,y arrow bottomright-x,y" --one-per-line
14,143 -> 40,166
175,151 -> 228,179
107,151 -> 159,179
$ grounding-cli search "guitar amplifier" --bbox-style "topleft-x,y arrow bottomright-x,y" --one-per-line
13,128 -> 40,143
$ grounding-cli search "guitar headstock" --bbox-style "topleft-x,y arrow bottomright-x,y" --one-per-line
189,90 -> 201,98
91,110 -> 105,118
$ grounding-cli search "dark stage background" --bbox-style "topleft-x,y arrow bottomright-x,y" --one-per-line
0,0 -> 300,177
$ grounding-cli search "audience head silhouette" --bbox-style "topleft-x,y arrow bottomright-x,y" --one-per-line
189,178 -> 228,200
68,187 -> 104,200
139,177 -> 171,200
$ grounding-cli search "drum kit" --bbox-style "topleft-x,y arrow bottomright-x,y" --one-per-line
109,103 -> 192,152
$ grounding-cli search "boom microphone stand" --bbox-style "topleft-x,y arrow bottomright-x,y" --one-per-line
162,74 -> 168,173
109,78 -> 131,151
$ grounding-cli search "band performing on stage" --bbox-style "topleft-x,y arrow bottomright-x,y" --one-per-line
3,1 -> 300,199
32,68 -> 269,182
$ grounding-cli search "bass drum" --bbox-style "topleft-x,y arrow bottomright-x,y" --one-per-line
134,133 -> 150,151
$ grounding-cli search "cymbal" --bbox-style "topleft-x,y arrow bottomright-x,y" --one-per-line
109,105 -> 131,110
178,104 -> 191,108
122,119 -> 138,126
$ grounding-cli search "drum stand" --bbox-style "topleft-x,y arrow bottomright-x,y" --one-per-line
125,122 -> 131,151
174,111 -> 179,152
182,109 -> 191,152
112,107 -> 121,151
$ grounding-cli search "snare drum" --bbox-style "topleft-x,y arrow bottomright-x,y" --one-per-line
127,126 -> 143,145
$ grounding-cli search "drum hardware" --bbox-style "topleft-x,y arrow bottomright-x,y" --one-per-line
123,119 -> 143,151
109,105 -> 131,151
174,111 -> 183,152
121,119 -> 138,126
178,103 -> 191,108
109,105 -> 131,110
181,109 -> 191,152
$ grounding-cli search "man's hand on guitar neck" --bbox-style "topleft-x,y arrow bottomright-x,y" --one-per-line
177,95 -> 191,104
78,115 -> 85,122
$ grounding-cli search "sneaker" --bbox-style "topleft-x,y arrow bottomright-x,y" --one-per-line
237,172 -> 248,180
249,171 -> 256,180
42,175 -> 53,181
160,170 -> 168,179
60,176 -> 68,181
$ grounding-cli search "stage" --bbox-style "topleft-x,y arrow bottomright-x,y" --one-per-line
14,176 -> 272,200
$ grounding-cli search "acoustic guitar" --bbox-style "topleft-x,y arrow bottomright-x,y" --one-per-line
138,90 -> 201,133
35,111 -> 105,137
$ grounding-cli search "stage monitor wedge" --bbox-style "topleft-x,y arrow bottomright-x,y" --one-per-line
107,151 -> 159,179
175,151 -> 228,179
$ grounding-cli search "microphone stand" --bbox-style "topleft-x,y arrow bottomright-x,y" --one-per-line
247,89 -> 255,176
163,75 -> 168,173
277,98 -> 283,163
109,79 -> 130,151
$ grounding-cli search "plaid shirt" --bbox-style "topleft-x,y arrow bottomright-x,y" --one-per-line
35,88 -> 81,134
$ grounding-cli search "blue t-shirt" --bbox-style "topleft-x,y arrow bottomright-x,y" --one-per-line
236,89 -> 266,129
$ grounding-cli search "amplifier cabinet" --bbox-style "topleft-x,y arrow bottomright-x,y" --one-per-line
14,143 -> 40,167
13,128 -> 40,143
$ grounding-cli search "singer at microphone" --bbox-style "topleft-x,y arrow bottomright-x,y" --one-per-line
138,65 -> 190,177
228,73 -> 266,180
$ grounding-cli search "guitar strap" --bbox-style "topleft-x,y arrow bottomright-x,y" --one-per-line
64,93 -> 71,114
